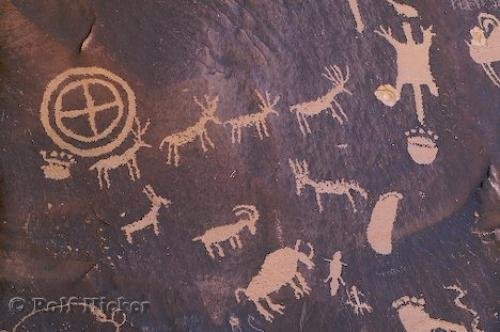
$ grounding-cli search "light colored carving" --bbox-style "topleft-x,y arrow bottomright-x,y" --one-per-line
229,315 -> 242,332
367,191 -> 403,255
193,205 -> 260,259
393,296 -> 468,332
121,185 -> 171,244
40,150 -> 76,180
374,84 -> 400,107
324,251 -> 346,296
160,95 -> 221,166
445,285 -> 484,332
290,65 -> 351,136
468,13 -> 500,87
89,118 -> 151,189
345,285 -> 373,316
225,90 -> 279,144
347,0 -> 364,33
289,159 -> 367,213
386,0 -> 419,17
235,240 -> 315,322
40,67 -> 136,157
405,127 -> 439,165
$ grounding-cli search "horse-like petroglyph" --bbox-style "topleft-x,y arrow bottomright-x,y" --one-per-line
289,159 -> 368,213
345,285 -> 373,316
324,251 -> 347,297
235,240 -> 315,322
160,95 -> 221,166
89,118 -> 151,189
193,205 -> 260,259
40,150 -> 76,180
225,90 -> 279,144
290,65 -> 351,136
468,13 -> 500,87
121,185 -> 171,244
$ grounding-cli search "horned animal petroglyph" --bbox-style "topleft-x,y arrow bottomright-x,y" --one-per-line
193,205 -> 259,259
225,90 -> 279,144
289,159 -> 368,213
345,285 -> 373,315
121,185 -> 171,244
290,65 -> 351,136
235,240 -> 315,322
324,251 -> 346,296
160,95 -> 221,166
89,118 -> 150,189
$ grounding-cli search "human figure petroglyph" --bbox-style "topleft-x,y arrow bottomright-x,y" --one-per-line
290,65 -> 351,136
347,0 -> 364,33
160,95 -> 221,166
405,127 -> 439,165
89,118 -> 151,189
393,296 -> 468,332
324,251 -> 346,296
345,285 -> 373,316
40,150 -> 76,180
225,90 -> 279,144
121,185 -> 171,244
468,13 -> 500,87
193,205 -> 260,259
445,285 -> 484,332
235,240 -> 315,322
289,159 -> 368,213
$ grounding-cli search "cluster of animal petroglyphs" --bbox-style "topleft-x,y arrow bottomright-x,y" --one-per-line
468,13 -> 500,87
445,285 -> 484,332
121,185 -> 171,244
40,150 -> 76,180
345,285 -> 373,316
367,191 -> 403,255
225,90 -> 280,144
324,251 -> 347,297
193,205 -> 260,259
289,159 -> 368,213
160,95 -> 221,166
235,240 -> 315,322
290,65 -> 351,136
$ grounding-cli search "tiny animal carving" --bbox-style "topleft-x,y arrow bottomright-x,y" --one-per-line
345,285 -> 373,316
225,90 -> 279,144
290,65 -> 351,136
289,159 -> 368,213
192,205 -> 260,259
160,95 -> 221,166
324,251 -> 347,296
121,185 -> 171,244
235,240 -> 315,322
89,118 -> 151,189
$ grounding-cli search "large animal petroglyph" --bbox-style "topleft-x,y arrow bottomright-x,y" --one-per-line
324,251 -> 346,297
289,159 -> 367,213
235,240 -> 315,322
468,13 -> 500,87
121,185 -> 171,244
193,205 -> 260,259
290,65 -> 351,136
160,95 -> 221,166
345,285 -> 373,316
225,90 -> 279,144
367,191 -> 403,255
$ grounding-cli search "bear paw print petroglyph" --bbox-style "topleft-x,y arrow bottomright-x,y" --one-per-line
405,127 -> 439,165
193,205 -> 260,259
468,13 -> 500,87
290,65 -> 351,136
345,285 -> 373,316
289,159 -> 368,213
235,240 -> 315,322
40,150 -> 76,180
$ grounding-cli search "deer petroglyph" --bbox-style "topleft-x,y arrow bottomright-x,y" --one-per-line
290,65 -> 351,136
160,95 -> 221,166
225,90 -> 279,144
289,159 -> 368,213
324,251 -> 346,296
121,185 -> 171,244
235,240 -> 315,322
89,118 -> 151,189
193,205 -> 260,259
345,285 -> 373,316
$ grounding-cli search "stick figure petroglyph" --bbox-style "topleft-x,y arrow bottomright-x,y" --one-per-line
235,240 -> 315,322
160,95 -> 221,166
324,251 -> 346,296
345,285 -> 373,316
121,185 -> 171,244
89,118 -> 151,189
289,159 -> 368,213
225,90 -> 280,144
40,150 -> 76,180
290,65 -> 351,136
193,205 -> 260,259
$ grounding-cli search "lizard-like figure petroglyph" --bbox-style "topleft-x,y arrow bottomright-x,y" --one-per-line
345,285 -> 373,315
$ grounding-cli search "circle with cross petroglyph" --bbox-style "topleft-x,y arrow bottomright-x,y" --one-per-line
40,67 -> 136,157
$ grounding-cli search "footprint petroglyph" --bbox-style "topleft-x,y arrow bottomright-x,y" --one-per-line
160,95 -> 221,166
289,159 -> 368,213
235,240 -> 315,322
192,205 -> 260,259
324,251 -> 347,297
40,150 -> 76,180
290,65 -> 351,136
121,185 -> 171,244
345,285 -> 373,316
367,191 -> 403,255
